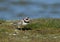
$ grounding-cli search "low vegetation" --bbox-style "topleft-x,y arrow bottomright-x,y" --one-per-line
0,18 -> 60,42
0,18 -> 6,24
26,18 -> 60,29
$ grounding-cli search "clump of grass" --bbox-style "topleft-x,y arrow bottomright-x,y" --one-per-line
0,18 -> 6,24
26,18 -> 60,29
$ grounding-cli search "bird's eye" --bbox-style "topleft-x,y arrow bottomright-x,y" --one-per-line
26,19 -> 28,20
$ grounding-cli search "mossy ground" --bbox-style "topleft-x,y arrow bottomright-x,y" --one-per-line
0,18 -> 60,42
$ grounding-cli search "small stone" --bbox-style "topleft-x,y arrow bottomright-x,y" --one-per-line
53,37 -> 57,38
12,34 -> 17,35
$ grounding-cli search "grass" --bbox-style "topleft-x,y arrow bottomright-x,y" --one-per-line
0,18 -> 60,42
27,18 -> 60,29
0,18 -> 6,24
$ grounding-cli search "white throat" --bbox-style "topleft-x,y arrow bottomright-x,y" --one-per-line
22,20 -> 29,25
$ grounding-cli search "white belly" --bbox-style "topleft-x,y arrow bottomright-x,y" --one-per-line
22,21 -> 28,25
